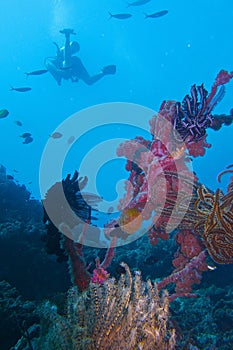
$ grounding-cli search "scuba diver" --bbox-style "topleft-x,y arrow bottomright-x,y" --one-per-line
45,28 -> 116,86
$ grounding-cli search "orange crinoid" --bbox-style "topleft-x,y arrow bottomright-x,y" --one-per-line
194,166 -> 233,264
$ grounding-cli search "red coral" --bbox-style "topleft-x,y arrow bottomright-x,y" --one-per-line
186,135 -> 211,157
63,237 -> 91,292
147,225 -> 169,246
215,69 -> 233,85
176,229 -> 203,259
157,250 -> 208,299
110,70 -> 233,299
91,258 -> 109,284
207,69 -> 233,105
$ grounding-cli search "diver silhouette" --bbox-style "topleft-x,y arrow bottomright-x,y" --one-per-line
45,28 -> 116,86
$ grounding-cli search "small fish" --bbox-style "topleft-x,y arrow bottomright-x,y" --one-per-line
20,132 -> 32,138
23,136 -> 33,144
6,175 -> 14,180
207,265 -> 217,271
107,206 -> 114,214
10,86 -> 32,92
25,69 -> 48,77
109,12 -> 132,19
50,132 -> 63,139
13,169 -> 19,173
0,109 -> 9,119
14,120 -> 23,126
67,135 -> 75,144
144,10 -> 168,19
127,0 -> 151,7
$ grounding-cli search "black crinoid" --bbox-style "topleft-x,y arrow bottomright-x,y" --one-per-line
172,83 -> 225,143
42,171 -> 100,261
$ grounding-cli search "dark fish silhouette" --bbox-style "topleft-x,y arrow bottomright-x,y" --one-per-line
25,69 -> 48,77
14,120 -> 23,126
67,135 -> 75,144
109,12 -> 132,19
0,109 -> 9,118
20,132 -> 32,138
50,132 -> 63,139
144,10 -> 168,18
10,86 -> 32,92
7,175 -> 14,180
127,0 -> 151,7
23,136 -> 33,144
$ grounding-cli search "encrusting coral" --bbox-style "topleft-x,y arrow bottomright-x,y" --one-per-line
35,263 -> 176,350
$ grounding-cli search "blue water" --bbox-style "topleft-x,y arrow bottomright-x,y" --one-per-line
0,0 -> 232,201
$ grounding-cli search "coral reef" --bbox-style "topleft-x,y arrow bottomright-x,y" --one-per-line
1,70 -> 233,350
0,280 -> 38,350
34,263 -> 175,350
171,284 -> 233,349
0,164 -> 71,300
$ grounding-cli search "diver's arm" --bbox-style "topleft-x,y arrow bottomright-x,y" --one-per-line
53,42 -> 60,56
52,42 -> 63,67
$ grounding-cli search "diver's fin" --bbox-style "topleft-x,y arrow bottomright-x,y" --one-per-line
102,65 -> 116,75
59,28 -> 76,35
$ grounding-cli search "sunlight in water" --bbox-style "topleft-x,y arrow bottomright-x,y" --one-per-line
50,0 -> 69,36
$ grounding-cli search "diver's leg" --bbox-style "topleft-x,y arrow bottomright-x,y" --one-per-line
71,57 -> 108,85
45,59 -> 62,86
82,72 -> 105,85
81,65 -> 116,85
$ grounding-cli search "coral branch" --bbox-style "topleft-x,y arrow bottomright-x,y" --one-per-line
157,250 -> 208,299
